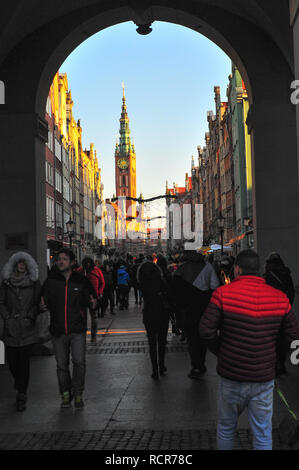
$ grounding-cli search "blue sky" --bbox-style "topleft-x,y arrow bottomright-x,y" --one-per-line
61,21 -> 231,200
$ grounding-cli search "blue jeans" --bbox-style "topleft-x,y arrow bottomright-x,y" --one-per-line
52,333 -> 86,395
217,376 -> 275,450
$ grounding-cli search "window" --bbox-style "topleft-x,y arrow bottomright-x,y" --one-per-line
63,177 -> 70,202
62,147 -> 69,169
46,196 -> 54,228
55,138 -> 61,161
46,129 -> 53,152
64,210 -> 70,233
55,170 -> 62,193
56,203 -> 63,228
46,96 -> 52,117
45,161 -> 53,185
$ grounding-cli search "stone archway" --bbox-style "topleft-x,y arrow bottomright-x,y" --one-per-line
0,1 -> 298,295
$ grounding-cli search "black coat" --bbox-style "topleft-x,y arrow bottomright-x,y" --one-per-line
138,261 -> 169,325
0,279 -> 41,347
42,268 -> 95,337
173,258 -> 212,323
264,260 -> 295,305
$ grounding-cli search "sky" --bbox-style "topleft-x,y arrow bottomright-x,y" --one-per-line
61,21 -> 232,201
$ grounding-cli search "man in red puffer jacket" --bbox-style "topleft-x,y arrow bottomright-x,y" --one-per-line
200,249 -> 299,451
77,257 -> 105,343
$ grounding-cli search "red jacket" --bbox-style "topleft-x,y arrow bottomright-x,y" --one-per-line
77,266 -> 105,297
199,275 -> 299,382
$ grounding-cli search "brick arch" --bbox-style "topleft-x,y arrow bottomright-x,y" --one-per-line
0,1 -> 298,293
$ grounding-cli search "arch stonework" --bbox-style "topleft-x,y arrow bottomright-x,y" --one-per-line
0,1 -> 298,300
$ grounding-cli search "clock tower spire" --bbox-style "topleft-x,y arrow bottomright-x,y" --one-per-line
115,83 -> 136,213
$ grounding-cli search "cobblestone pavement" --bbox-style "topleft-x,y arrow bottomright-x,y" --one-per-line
0,428 -> 285,450
0,295 -> 299,451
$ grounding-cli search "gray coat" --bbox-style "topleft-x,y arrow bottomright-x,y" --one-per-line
0,252 -> 41,347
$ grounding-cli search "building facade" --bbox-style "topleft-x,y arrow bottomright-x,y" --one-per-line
167,64 -> 253,255
45,71 -> 102,266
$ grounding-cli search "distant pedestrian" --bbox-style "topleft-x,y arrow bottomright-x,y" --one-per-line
219,255 -> 235,285
157,254 -> 178,335
101,262 -> 115,316
77,257 -> 105,343
41,249 -> 97,409
117,263 -> 130,310
0,252 -> 41,411
173,250 -> 219,379
137,259 -> 170,379
200,249 -> 299,450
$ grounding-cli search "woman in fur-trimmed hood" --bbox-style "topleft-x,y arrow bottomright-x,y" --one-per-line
0,251 -> 41,412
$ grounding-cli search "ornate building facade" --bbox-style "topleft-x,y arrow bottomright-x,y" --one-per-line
45,71 -> 103,265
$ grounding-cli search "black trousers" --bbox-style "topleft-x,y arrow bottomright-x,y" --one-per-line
118,285 -> 129,308
145,321 -> 169,373
184,319 -> 207,370
6,344 -> 33,394
132,286 -> 142,303
101,289 -> 115,314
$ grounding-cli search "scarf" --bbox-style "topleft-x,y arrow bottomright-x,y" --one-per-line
10,270 -> 33,288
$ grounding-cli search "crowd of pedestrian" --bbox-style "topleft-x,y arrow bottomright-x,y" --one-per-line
0,246 -> 298,450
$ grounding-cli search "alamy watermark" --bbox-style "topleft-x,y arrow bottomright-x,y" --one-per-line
0,340 -> 4,365
95,198 -> 203,250
290,80 -> 299,105
0,80 -> 4,104
290,340 -> 299,365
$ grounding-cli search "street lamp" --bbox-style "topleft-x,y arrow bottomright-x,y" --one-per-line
217,213 -> 225,256
66,218 -> 74,249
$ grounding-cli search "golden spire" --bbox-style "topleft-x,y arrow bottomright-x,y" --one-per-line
122,81 -> 125,101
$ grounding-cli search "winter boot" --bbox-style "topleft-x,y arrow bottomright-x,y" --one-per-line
74,392 -> 84,409
61,391 -> 73,408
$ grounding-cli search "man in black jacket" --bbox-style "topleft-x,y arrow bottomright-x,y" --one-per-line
173,250 -> 219,379
41,249 -> 96,409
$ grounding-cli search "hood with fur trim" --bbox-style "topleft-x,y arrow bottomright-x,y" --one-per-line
2,251 -> 39,282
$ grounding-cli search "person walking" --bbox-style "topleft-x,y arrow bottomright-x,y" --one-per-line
199,249 -> 299,450
264,252 -> 296,376
173,250 -> 220,379
128,260 -> 140,305
0,252 -> 41,411
77,257 -> 105,343
264,252 -> 295,305
101,262 -> 115,316
41,249 -> 97,409
137,259 -> 170,379
117,263 -> 130,310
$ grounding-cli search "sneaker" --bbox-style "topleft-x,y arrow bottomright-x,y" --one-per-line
74,393 -> 84,409
61,391 -> 72,408
16,393 -> 27,412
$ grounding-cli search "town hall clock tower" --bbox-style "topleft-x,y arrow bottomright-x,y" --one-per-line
115,83 -> 136,214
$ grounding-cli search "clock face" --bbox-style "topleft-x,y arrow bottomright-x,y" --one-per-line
117,158 -> 129,170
